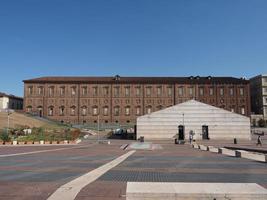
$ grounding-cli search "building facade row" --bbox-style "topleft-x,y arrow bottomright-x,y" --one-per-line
23,76 -> 250,125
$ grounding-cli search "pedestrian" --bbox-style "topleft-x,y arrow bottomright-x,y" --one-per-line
189,133 -> 193,144
256,135 -> 262,146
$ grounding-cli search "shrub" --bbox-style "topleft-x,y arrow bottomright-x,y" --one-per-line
70,129 -> 81,140
0,130 -> 11,142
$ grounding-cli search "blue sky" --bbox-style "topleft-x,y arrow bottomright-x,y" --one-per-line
0,0 -> 267,96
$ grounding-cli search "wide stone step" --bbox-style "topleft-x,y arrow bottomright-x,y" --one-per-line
126,182 -> 267,200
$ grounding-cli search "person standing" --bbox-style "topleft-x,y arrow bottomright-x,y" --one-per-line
256,135 -> 262,146
189,133 -> 193,144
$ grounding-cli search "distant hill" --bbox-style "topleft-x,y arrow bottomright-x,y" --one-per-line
0,111 -> 46,130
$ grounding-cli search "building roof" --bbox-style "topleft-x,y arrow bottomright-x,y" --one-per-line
138,99 -> 249,120
0,92 -> 23,100
23,76 -> 249,84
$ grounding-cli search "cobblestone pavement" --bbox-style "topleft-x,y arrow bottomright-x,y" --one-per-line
76,142 -> 267,200
0,140 -> 266,200
0,140 -> 126,200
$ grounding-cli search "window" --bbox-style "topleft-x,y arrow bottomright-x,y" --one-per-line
59,106 -> 65,116
230,107 -> 235,112
114,87 -> 119,97
229,88 -> 234,96
189,87 -> 193,96
71,87 -> 76,96
93,87 -> 98,96
199,87 -> 204,96
28,86 -> 33,95
241,107 -> 245,115
103,87 -> 109,96
125,106 -> 130,116
48,106 -> 54,116
157,86 -> 162,96
82,87 -> 87,95
114,106 -> 120,116
92,106 -> 98,115
103,107 -> 108,116
70,106 -> 76,116
81,106 -> 87,116
146,87 -> 151,97
157,105 -> 163,110
37,87 -> 43,95
209,88 -> 214,96
136,106 -> 141,115
178,87 -> 184,96
239,88 -> 244,96
60,87 -> 65,96
136,87 -> 141,97
146,106 -> 152,114
49,87 -> 54,96
26,106 -> 32,113
167,87 -> 172,97
125,87 -> 130,97
219,88 -> 224,96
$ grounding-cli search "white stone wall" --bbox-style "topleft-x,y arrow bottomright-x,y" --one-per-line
137,100 -> 251,140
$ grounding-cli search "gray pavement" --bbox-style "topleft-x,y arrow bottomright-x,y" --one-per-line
0,140 -> 266,200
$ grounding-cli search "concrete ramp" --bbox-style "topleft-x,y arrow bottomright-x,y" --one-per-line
126,182 -> 267,200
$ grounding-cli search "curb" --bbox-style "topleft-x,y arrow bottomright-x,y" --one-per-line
191,143 -> 267,163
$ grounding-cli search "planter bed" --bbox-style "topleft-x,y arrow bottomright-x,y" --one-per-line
0,140 -> 76,145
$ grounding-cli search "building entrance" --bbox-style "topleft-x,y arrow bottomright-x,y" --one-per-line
178,125 -> 185,140
202,125 -> 209,140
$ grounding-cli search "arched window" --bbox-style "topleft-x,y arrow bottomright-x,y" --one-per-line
103,106 -> 108,116
81,106 -> 87,116
136,106 -> 141,115
92,106 -> 98,116
59,106 -> 65,116
48,106 -> 54,116
26,105 -> 32,113
70,106 -> 76,116
156,105 -> 163,111
146,106 -> 152,114
125,106 -> 130,116
114,106 -> 120,116
37,106 -> 43,117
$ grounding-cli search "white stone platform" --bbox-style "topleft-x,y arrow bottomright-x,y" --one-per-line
126,182 -> 267,200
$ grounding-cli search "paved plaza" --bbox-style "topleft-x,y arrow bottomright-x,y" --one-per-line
0,140 -> 266,200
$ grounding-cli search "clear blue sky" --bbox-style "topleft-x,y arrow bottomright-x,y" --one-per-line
0,0 -> 267,97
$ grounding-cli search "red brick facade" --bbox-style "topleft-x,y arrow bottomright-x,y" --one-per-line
23,76 -> 250,124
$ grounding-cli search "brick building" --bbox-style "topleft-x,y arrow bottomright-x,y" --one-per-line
23,75 -> 250,125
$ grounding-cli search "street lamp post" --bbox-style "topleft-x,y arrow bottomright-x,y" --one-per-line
97,115 -> 100,142
182,113 -> 184,127
0,109 -> 14,136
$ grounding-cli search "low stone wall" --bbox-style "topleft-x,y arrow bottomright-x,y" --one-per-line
192,143 -> 267,163
199,144 -> 209,151
208,146 -> 220,153
0,140 -> 79,145
237,150 -> 267,162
